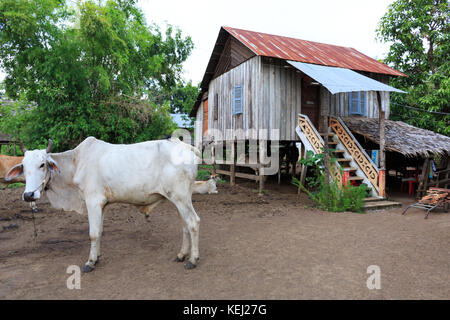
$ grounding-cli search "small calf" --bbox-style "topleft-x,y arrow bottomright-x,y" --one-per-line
193,175 -> 219,194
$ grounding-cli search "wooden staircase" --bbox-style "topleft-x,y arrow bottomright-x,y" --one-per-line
363,197 -> 402,212
297,114 -> 402,212
320,132 -> 365,187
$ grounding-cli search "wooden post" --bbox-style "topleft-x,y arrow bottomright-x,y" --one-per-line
322,89 -> 330,186
343,170 -> 350,187
377,91 -> 386,197
211,144 -> 216,176
378,169 -> 386,198
258,140 -> 265,196
417,158 -> 431,198
258,162 -> 264,196
299,145 -> 308,194
230,140 -> 235,186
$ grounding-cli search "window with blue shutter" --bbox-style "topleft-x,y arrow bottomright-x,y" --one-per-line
349,91 -> 366,116
233,85 -> 243,115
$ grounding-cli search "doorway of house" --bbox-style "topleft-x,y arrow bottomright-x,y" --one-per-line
301,76 -> 320,128
203,98 -> 208,137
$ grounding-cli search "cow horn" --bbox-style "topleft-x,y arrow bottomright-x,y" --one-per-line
19,142 -> 27,154
46,139 -> 53,153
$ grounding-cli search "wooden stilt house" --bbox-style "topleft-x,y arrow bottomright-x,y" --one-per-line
190,27 -> 450,200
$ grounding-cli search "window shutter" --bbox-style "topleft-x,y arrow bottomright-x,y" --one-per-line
233,85 -> 242,115
361,91 -> 366,116
349,91 -> 364,115
349,92 -> 358,114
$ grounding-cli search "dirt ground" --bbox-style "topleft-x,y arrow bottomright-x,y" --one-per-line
0,180 -> 449,300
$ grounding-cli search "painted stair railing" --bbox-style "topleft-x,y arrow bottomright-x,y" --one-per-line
329,116 -> 380,196
296,114 -> 381,197
296,114 -> 343,187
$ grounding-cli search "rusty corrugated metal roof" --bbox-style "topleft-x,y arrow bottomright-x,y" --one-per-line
223,26 -> 405,77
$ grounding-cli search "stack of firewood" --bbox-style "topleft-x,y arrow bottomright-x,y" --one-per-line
419,187 -> 450,205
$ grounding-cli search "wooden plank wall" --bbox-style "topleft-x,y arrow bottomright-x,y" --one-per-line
207,56 -> 261,141
328,91 -> 390,119
213,36 -> 256,79
206,55 -> 392,142
260,59 -> 303,141
328,73 -> 391,119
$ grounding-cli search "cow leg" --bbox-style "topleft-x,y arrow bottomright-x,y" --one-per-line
83,200 -> 104,273
174,226 -> 190,262
173,200 -> 200,269
97,212 -> 105,258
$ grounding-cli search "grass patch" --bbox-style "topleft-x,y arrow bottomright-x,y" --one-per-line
216,177 -> 226,184
197,169 -> 211,181
6,182 -> 25,189
0,145 -> 24,156
197,165 -> 226,183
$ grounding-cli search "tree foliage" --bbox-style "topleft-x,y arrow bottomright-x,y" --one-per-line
377,0 -> 449,135
0,0 -> 198,150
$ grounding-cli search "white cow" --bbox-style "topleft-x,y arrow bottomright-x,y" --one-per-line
192,175 -> 219,194
5,137 -> 202,272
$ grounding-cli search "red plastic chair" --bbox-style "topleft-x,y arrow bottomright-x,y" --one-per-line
401,169 -> 419,196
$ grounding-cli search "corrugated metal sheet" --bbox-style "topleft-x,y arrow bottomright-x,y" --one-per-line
224,26 -> 405,77
287,61 -> 406,94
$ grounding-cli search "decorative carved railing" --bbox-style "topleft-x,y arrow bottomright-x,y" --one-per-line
329,117 -> 379,192
297,114 -> 342,186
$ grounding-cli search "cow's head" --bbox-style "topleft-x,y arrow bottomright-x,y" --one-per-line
5,139 -> 59,202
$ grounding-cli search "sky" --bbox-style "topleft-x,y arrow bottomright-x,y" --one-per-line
0,0 -> 396,85
137,0 -> 397,85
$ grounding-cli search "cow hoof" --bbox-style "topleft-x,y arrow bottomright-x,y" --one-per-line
82,265 -> 94,273
174,256 -> 185,262
184,262 -> 196,270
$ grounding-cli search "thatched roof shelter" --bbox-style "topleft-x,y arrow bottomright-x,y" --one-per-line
0,133 -> 14,143
342,117 -> 450,158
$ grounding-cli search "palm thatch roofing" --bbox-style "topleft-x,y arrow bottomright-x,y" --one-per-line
0,133 -> 14,143
342,117 -> 450,157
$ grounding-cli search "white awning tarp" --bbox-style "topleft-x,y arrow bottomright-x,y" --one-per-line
287,61 -> 406,95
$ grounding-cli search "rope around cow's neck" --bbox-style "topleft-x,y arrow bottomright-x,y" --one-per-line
29,166 -> 52,243
31,208 -> 37,243
29,167 -> 52,194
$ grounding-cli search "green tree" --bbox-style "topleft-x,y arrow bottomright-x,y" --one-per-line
147,79 -> 199,128
155,80 -> 199,115
0,0 -> 194,150
377,0 -> 450,135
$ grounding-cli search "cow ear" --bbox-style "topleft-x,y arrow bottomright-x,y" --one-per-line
47,156 -> 59,173
5,163 -> 23,181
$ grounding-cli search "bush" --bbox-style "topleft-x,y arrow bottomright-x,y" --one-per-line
292,176 -> 367,213
292,150 -> 368,213
197,168 -> 211,181
0,0 -> 195,151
